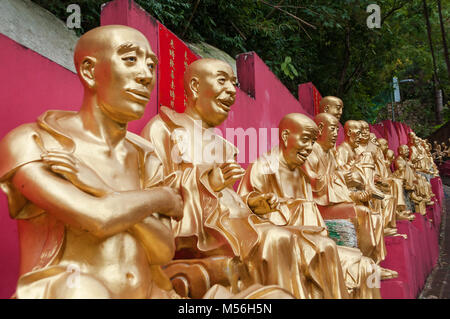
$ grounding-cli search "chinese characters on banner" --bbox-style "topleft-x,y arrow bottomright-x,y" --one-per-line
158,23 -> 199,113
313,86 -> 322,116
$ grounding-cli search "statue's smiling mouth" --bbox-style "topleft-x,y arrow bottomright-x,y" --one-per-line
126,89 -> 150,101
296,151 -> 308,161
217,98 -> 234,112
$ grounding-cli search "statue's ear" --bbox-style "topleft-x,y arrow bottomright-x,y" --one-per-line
346,129 -> 352,138
80,56 -> 97,89
317,122 -> 324,136
281,129 -> 290,147
189,77 -> 200,100
324,105 -> 329,113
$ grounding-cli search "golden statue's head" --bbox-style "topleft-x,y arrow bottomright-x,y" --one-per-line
378,138 -> 389,154
370,133 -> 379,146
319,96 -> 343,121
408,132 -> 417,145
359,120 -> 370,145
344,120 -> 361,149
184,58 -> 237,128
386,149 -> 395,164
279,113 -> 318,169
314,112 -> 339,150
74,25 -> 157,123
398,144 -> 410,158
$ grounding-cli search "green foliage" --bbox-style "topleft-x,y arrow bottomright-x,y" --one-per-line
280,56 -> 298,80
31,0 -> 449,136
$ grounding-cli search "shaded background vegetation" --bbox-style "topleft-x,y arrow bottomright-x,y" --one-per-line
32,0 -> 449,137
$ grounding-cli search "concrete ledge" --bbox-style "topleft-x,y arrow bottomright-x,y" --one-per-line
0,0 -> 79,72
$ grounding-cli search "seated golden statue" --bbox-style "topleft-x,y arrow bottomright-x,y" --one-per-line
377,138 -> 415,222
355,122 -> 401,237
141,58 -> 352,299
299,113 -> 389,274
431,142 -> 445,166
394,145 -> 431,216
336,121 -> 385,201
422,140 -> 439,176
0,25 -> 187,299
238,113 -> 382,298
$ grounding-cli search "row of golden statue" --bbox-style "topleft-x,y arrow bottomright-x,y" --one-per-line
432,139 -> 450,165
0,26 -> 440,299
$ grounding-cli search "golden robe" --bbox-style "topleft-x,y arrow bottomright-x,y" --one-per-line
303,143 -> 386,264
141,106 -> 350,299
238,146 -> 381,299
338,141 -> 397,232
393,155 -> 428,215
364,142 -> 405,228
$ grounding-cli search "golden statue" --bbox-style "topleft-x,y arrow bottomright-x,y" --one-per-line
336,120 -> 385,201
408,132 -> 428,173
377,138 -> 415,222
141,58 -> 352,299
319,96 -> 344,121
394,145 -> 429,216
352,121 -> 400,237
0,25 -> 188,299
422,140 -> 439,176
408,134 -> 436,208
238,113 -> 382,298
299,113 -> 388,275
431,142 -> 446,165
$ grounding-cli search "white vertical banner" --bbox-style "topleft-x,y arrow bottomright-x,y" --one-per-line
393,77 -> 401,102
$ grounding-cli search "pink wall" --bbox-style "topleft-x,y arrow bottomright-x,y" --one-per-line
224,52 -> 308,166
0,34 -> 84,298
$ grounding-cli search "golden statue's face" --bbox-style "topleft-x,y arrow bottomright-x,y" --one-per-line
378,139 -> 388,153
399,145 -> 409,158
348,125 -> 361,148
95,30 -> 157,123
321,117 -> 339,148
325,98 -> 343,120
360,122 -> 370,144
284,124 -> 317,167
194,60 -> 237,127
387,150 -> 395,163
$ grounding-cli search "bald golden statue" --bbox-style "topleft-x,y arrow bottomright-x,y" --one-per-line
377,138 -> 415,222
0,25 -> 189,298
319,96 -> 344,121
141,58 -> 355,299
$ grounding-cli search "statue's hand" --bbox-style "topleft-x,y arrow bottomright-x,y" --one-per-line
352,190 -> 371,203
343,171 -> 353,185
41,151 -> 111,197
248,193 -> 280,215
154,186 -> 184,221
208,162 -> 245,192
